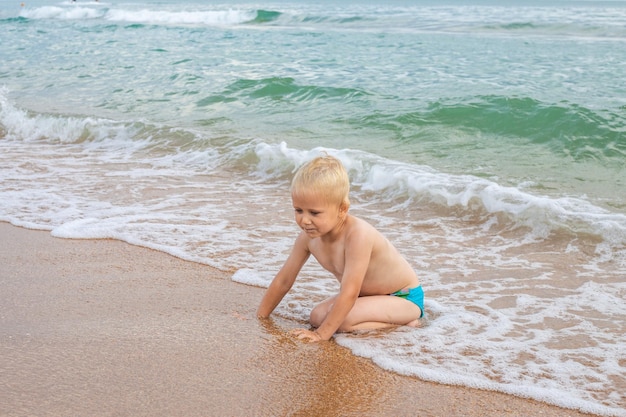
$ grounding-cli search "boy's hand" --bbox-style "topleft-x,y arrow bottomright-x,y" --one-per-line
290,328 -> 324,342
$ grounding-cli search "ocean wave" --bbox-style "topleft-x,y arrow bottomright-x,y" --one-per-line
16,5 -> 284,27
197,77 -> 368,107
0,91 -> 135,145
253,141 -> 626,249
371,95 -> 626,163
0,89 -> 205,153
247,9 -> 282,24
18,5 -> 261,26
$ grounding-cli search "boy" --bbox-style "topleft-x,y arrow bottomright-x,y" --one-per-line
257,155 -> 424,342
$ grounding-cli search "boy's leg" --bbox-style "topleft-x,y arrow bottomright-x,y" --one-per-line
309,296 -> 337,328
340,295 -> 422,331
310,295 -> 422,332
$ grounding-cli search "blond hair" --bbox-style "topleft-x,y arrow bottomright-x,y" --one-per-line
291,155 -> 350,207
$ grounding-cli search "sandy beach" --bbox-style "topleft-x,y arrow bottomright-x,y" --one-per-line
0,222 -> 595,417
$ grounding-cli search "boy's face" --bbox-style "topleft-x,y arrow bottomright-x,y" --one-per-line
291,191 -> 346,238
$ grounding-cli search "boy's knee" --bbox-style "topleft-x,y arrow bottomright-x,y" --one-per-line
309,305 -> 325,328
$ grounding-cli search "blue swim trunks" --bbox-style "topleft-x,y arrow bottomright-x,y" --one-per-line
391,285 -> 425,318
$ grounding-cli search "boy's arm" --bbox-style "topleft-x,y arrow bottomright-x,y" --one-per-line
257,232 -> 311,318
312,228 -> 373,340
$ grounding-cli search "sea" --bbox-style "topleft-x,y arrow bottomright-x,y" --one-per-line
1,0 -> 625,415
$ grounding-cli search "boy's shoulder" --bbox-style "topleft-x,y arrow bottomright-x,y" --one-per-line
345,215 -> 380,239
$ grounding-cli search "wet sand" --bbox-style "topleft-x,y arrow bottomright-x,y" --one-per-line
0,222 -> 594,417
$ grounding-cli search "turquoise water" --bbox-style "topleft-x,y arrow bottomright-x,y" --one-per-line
1,1 -> 625,415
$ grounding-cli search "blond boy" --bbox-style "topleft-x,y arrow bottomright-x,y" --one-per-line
257,155 -> 424,342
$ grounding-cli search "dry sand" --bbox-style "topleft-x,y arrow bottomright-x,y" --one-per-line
0,222 -> 594,417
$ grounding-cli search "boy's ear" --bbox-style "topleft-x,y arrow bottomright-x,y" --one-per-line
339,201 -> 350,215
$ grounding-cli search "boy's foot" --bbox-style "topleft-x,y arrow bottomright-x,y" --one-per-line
405,319 -> 422,328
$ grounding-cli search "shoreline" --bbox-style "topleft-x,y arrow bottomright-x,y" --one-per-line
0,222 -> 595,417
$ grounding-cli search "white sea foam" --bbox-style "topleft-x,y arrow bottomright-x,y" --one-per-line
19,4 -> 258,27
104,8 -> 256,27
19,6 -> 104,20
